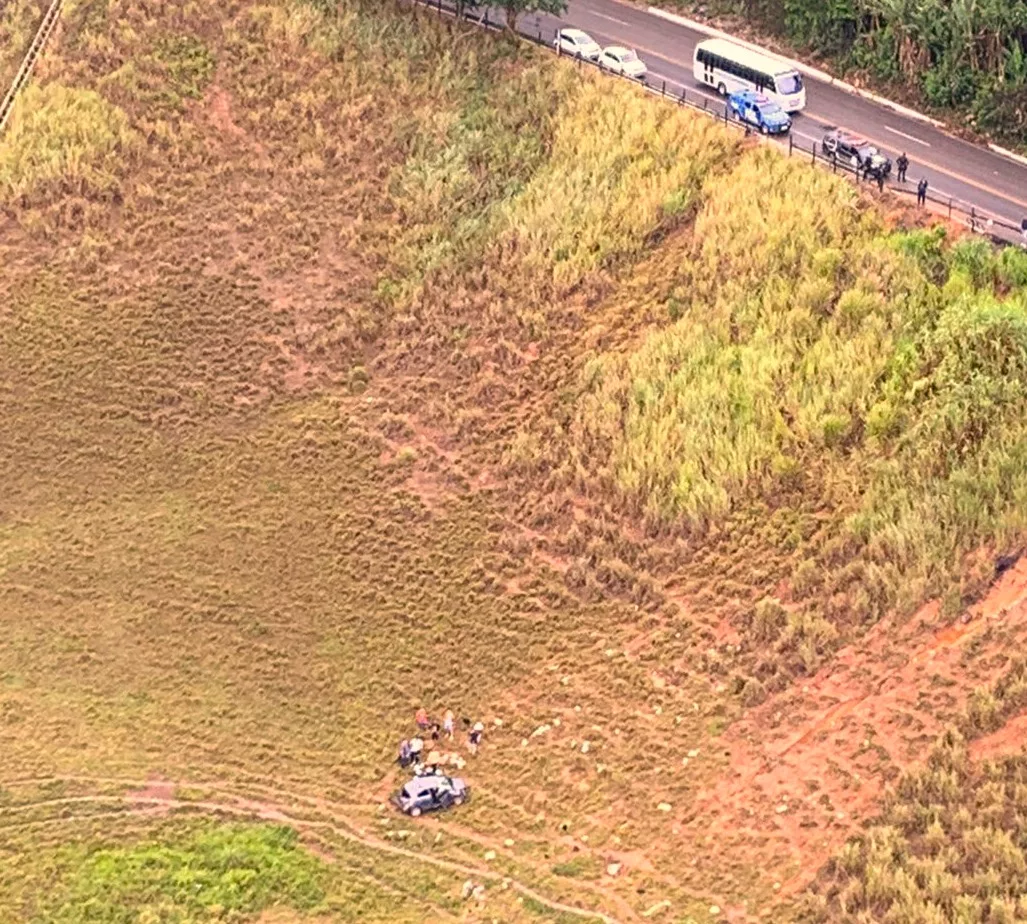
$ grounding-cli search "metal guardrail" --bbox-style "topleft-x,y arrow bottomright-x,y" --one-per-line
0,0 -> 65,136
412,0 -> 1027,250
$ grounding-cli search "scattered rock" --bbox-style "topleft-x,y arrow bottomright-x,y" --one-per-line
773,882 -> 781,891
709,905 -> 721,916
503,838 -> 515,847
493,718 -> 503,726
553,718 -> 561,727
657,802 -> 672,812
687,748 -> 700,758
521,738 -> 529,748
641,899 -> 671,918
461,879 -> 475,899
681,757 -> 689,767
776,804 -> 788,814
581,741 -> 590,754
531,724 -> 551,738
606,862 -> 622,877
560,675 -> 570,685
580,834 -> 589,843
472,884 -> 486,902
652,674 -> 666,690
484,850 -> 496,861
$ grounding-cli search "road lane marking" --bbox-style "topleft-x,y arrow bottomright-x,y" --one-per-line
885,125 -> 930,147
805,109 -> 1027,212
587,11 -> 630,26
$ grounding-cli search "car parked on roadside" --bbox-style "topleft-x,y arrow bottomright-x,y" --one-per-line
393,774 -> 469,817
728,89 -> 792,134
821,129 -> 892,178
554,28 -> 601,61
598,46 -> 647,81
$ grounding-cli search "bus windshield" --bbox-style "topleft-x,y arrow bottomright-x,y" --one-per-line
774,72 -> 803,95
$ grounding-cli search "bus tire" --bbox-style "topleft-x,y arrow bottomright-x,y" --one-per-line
717,82 -> 727,96
760,124 -> 768,134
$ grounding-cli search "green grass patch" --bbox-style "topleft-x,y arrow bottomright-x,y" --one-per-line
4,822 -> 326,922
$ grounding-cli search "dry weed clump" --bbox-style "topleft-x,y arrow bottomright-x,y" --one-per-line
0,83 -> 137,207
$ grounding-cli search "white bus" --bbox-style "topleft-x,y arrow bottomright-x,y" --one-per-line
693,38 -> 806,112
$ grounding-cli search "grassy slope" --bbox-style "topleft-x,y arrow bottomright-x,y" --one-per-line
2,0 -> 1027,921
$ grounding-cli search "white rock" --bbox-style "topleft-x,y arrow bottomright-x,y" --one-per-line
484,850 -> 496,861
503,838 -> 515,847
657,802 -> 672,812
776,804 -> 788,814
493,718 -> 503,727
653,705 -> 663,715
531,724 -> 551,738
709,905 -> 721,916
652,674 -> 666,690
581,741 -> 590,754
560,675 -> 570,685
681,757 -> 689,766
606,862 -> 622,877
687,748 -> 700,758
521,738 -> 529,748
553,718 -> 561,727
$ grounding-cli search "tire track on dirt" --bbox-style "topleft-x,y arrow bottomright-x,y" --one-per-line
0,776 -> 628,924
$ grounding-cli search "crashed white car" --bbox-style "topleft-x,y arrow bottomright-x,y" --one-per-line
598,46 -> 647,81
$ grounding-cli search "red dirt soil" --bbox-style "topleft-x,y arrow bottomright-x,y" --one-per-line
677,559 -> 1027,904
969,711 -> 1027,761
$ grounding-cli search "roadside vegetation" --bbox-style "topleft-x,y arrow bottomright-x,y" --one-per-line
653,0 -> 1027,147
3,0 -> 1027,921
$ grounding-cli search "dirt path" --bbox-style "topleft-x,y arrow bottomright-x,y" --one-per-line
677,560 -> 1027,897
0,775 -> 629,924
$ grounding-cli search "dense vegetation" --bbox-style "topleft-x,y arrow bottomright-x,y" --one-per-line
658,0 -> 1027,145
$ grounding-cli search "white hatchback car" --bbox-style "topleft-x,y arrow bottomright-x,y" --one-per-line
555,28 -> 601,61
598,46 -> 647,81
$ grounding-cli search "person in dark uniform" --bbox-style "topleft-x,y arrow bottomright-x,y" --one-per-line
896,152 -> 909,182
917,177 -> 928,206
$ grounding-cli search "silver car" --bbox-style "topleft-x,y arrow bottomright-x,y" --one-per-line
393,774 -> 469,817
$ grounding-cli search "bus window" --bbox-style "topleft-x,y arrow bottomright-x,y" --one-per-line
774,72 -> 803,96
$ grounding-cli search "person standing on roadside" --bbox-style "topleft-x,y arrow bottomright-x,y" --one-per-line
896,152 -> 908,182
877,170 -> 885,193
917,177 -> 928,207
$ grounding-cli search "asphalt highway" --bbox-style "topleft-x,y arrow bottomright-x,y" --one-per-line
510,0 -> 1027,235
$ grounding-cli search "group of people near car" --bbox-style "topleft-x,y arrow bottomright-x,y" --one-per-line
397,707 -> 485,778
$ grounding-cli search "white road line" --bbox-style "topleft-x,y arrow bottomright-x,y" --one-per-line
647,70 -> 680,85
884,125 -> 930,147
587,11 -> 630,26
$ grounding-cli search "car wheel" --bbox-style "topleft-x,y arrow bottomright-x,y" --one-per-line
717,82 -> 727,96
453,794 -> 465,806
760,124 -> 768,135
410,806 -> 421,817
